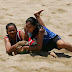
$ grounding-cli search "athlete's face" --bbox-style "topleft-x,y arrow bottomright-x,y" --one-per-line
7,25 -> 17,38
26,22 -> 36,33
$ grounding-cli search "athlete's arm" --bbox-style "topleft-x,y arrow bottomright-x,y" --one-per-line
4,38 -> 17,54
24,26 -> 29,41
21,28 -> 44,51
19,31 -> 24,40
34,10 -> 46,27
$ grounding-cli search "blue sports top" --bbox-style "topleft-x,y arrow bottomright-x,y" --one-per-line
27,26 -> 56,45
43,26 -> 56,44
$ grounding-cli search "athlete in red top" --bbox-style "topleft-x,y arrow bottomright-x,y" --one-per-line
4,23 -> 25,55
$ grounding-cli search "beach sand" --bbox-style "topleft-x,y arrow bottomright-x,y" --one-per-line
0,0 -> 72,72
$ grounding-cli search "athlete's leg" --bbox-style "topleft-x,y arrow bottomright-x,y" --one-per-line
34,10 -> 46,27
57,39 -> 72,52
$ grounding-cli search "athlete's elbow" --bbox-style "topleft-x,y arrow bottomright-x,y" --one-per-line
6,50 -> 11,54
6,48 -> 12,55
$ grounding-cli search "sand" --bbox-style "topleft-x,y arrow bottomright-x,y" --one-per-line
0,0 -> 72,72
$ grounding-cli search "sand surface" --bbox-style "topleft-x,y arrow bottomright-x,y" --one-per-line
0,0 -> 72,72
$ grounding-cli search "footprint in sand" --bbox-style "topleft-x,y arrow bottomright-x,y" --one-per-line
0,57 -> 6,62
41,4 -> 46,7
10,66 -> 24,72
68,34 -> 72,37
51,12 -> 56,14
56,8 -> 67,14
6,13 -> 13,16
51,8 -> 67,14
1,8 -> 8,11
66,3 -> 71,6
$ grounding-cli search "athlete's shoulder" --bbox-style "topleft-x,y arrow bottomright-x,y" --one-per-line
4,35 -> 9,39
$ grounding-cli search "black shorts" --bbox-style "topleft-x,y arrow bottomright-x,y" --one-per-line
42,35 -> 61,52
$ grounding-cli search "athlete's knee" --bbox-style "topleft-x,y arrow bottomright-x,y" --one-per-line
57,40 -> 65,49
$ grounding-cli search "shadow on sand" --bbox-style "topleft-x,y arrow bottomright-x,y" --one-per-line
30,51 -> 72,58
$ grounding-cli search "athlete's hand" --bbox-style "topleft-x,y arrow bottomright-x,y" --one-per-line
16,40 -> 29,48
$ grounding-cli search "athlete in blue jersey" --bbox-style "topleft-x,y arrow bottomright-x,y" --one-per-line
20,10 -> 72,53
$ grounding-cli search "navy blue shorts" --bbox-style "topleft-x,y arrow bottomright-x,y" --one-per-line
42,35 -> 61,52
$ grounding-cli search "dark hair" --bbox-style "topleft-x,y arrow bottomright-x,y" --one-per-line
26,17 -> 43,39
26,17 -> 38,26
6,23 -> 17,34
